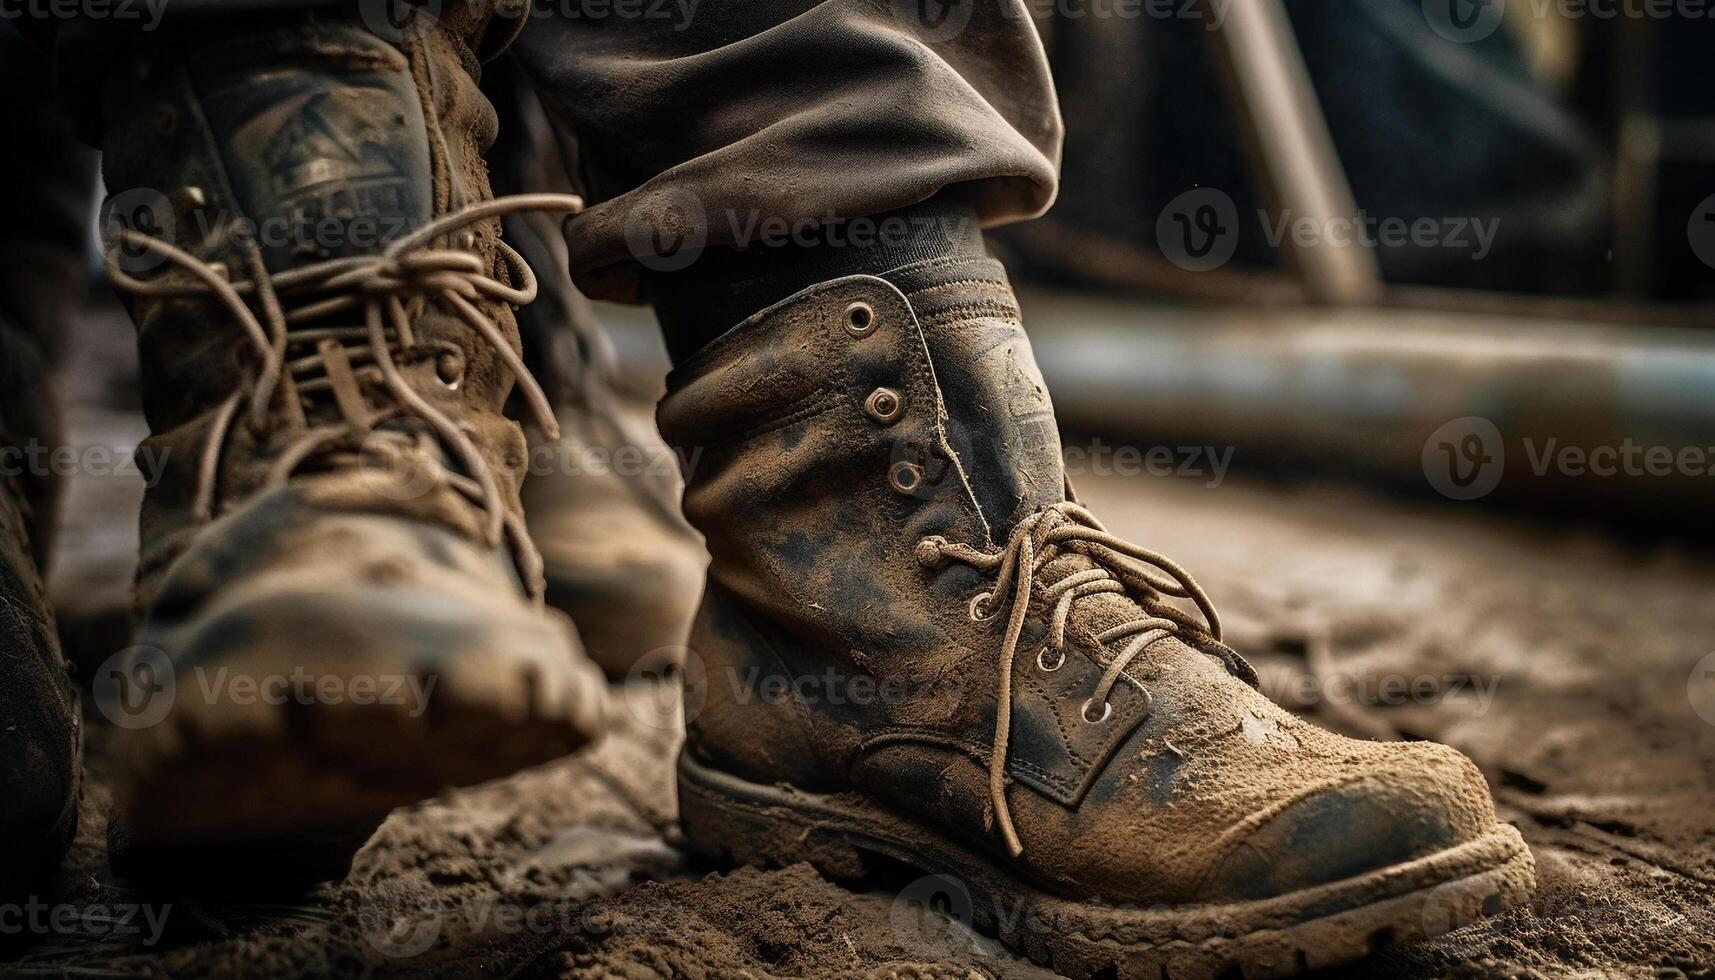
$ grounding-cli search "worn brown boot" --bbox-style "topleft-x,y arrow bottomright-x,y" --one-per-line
0,301 -> 80,898
665,257 -> 1534,978
504,206 -> 705,679
93,8 -> 603,886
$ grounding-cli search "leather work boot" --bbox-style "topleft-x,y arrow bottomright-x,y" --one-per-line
94,8 -> 603,886
665,257 -> 1535,978
503,202 -> 705,679
0,300 -> 80,898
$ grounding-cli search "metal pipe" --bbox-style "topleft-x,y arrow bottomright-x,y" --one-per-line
1021,289 -> 1715,520
1209,0 -> 1384,305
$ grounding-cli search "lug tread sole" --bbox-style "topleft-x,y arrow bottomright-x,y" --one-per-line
677,751 -> 1534,980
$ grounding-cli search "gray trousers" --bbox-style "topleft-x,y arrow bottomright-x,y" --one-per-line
42,0 -> 1063,304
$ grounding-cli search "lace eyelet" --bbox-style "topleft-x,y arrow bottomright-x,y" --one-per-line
864,387 -> 905,424
889,460 -> 925,495
844,302 -> 877,337
968,591 -> 997,623
1036,647 -> 1066,673
1081,698 -> 1113,724
436,351 -> 466,390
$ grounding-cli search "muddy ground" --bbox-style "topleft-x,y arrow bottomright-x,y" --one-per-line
4,300 -> 1713,979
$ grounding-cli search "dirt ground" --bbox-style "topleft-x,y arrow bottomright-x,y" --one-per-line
4,302 -> 1714,979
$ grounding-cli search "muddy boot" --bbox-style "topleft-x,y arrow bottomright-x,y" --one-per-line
0,308 -> 80,899
505,208 -> 704,679
93,9 -> 604,888
664,256 -> 1535,978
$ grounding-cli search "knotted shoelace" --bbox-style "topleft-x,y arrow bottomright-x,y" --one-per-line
106,193 -> 585,594
917,500 -> 1223,857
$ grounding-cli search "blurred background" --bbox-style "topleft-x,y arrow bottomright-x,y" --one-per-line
568,0 -> 1715,530
3,4 -> 1713,976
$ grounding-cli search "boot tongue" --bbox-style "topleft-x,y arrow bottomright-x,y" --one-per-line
194,51 -> 436,274
886,256 -> 1066,541
1033,539 -> 1152,643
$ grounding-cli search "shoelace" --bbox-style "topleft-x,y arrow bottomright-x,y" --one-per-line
106,193 -> 584,592
917,500 -> 1222,857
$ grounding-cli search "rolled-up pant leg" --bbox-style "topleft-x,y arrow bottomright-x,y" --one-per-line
508,0 -> 1064,303
29,0 -> 520,142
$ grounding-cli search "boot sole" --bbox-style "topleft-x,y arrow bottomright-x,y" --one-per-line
2,702 -> 83,906
111,651 -> 605,893
677,751 -> 1535,979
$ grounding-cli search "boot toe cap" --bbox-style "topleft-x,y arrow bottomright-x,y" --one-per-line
1200,742 -> 1495,901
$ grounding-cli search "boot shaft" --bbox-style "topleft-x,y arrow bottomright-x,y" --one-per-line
95,7 -> 555,603
660,262 -> 1167,803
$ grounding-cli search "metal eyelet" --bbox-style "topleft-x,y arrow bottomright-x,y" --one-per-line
864,387 -> 905,424
1081,698 -> 1113,724
967,591 -> 997,623
888,460 -> 925,495
436,350 -> 466,390
845,301 -> 877,337
1036,647 -> 1065,673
